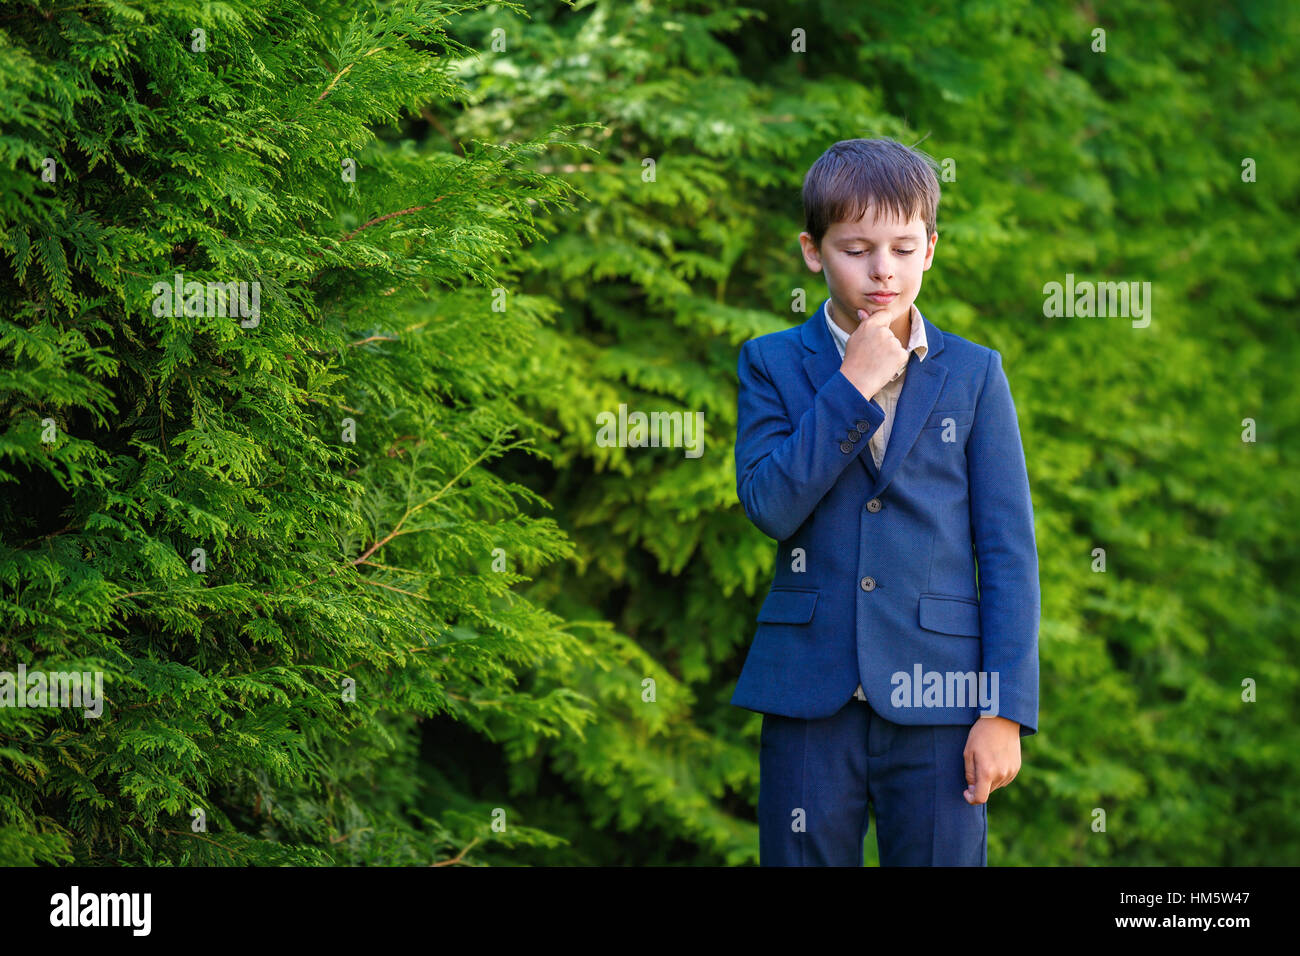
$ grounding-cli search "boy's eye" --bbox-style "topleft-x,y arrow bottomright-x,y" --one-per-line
846,249 -> 915,256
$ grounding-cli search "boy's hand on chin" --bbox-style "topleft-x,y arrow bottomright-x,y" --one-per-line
840,301 -> 909,400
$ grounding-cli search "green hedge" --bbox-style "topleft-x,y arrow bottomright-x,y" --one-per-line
1,0 -> 1296,865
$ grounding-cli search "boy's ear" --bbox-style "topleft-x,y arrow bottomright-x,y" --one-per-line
923,230 -> 938,269
799,231 -> 824,273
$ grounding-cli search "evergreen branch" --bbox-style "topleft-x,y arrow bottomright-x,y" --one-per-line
353,432 -> 514,564
329,827 -> 373,844
158,828 -> 248,860
317,45 -> 385,104
430,837 -> 479,866
16,521 -> 77,549
404,426 -> 520,522
316,64 -> 355,103
358,578 -> 431,602
356,560 -> 421,576
0,2 -> 139,19
341,202 -> 440,242
305,335 -> 398,358
283,428 -> 519,600
386,435 -> 422,457
421,106 -> 465,157
352,335 -> 398,347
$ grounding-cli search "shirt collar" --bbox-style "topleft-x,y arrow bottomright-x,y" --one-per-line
823,299 -> 929,375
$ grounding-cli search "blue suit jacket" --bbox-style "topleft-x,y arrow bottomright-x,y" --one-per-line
732,301 -> 1040,736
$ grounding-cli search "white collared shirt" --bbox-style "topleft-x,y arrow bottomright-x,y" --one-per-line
823,299 -> 929,470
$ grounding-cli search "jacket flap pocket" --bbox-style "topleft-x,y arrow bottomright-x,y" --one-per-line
757,588 -> 819,624
918,593 -> 981,636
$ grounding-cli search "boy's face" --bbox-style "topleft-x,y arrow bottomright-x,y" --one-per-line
799,202 -> 937,328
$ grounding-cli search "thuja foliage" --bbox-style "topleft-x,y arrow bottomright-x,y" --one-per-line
0,0 -> 605,865
432,0 -> 1300,865
2,0 -> 1297,870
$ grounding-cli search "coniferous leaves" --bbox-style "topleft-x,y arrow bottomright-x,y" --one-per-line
0,0 -> 591,866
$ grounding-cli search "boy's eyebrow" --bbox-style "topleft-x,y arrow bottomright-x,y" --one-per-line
837,234 -> 920,242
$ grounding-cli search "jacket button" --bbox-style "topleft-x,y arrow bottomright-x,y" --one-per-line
846,429 -> 860,442
839,440 -> 853,453
860,576 -> 876,591
854,419 -> 871,432
866,498 -> 882,513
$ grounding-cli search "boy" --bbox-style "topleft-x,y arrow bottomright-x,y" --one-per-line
731,138 -> 1040,866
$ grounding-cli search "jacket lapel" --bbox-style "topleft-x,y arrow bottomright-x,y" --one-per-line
800,304 -> 878,481
873,324 -> 946,495
799,300 -> 948,493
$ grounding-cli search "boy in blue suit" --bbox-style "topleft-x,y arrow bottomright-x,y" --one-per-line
732,138 -> 1040,866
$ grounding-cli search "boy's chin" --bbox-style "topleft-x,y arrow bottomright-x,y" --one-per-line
863,298 -> 908,320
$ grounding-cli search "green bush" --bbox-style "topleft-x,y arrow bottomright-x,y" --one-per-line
2,0 -> 1297,866
0,0 -> 588,865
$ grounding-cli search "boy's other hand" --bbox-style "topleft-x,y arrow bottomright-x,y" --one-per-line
840,304 -> 910,401
962,715 -> 1022,804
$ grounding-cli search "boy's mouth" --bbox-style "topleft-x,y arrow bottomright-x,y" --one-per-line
867,291 -> 897,304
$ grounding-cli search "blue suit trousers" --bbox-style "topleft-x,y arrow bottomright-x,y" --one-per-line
758,695 -> 987,866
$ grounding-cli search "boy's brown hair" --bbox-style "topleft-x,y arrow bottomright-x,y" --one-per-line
802,138 -> 942,249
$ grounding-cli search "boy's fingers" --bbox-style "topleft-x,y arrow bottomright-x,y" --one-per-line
962,745 -> 993,804
964,771 -> 993,805
856,307 -> 894,328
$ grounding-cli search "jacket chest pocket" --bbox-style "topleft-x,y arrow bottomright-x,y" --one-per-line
911,408 -> 974,468
922,408 -> 974,431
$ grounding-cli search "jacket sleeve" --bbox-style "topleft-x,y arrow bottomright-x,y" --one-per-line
967,348 -> 1041,736
735,338 -> 885,542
